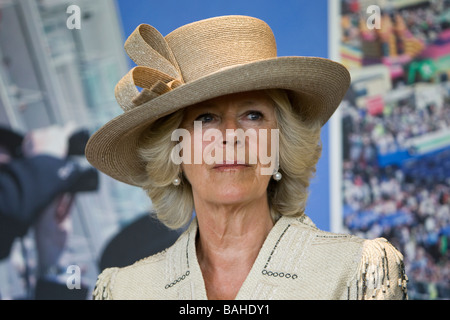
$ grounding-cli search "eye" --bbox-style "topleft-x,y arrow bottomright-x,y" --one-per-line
245,111 -> 263,121
195,113 -> 215,123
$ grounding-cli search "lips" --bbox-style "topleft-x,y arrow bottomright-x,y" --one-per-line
212,161 -> 251,170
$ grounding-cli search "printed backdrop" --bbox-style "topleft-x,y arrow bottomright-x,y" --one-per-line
337,0 -> 450,300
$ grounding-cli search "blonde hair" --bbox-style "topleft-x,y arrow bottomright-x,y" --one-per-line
138,89 -> 322,229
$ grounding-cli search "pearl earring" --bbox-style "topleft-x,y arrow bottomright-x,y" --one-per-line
173,177 -> 181,186
273,171 -> 282,181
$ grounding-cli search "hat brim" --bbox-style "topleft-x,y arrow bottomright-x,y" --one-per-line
85,56 -> 350,186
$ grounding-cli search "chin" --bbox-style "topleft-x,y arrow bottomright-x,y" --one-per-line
209,182 -> 263,205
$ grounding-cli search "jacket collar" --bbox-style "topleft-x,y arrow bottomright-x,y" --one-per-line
163,214 -> 317,299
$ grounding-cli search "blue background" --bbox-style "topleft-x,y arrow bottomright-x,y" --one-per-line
116,0 -> 331,230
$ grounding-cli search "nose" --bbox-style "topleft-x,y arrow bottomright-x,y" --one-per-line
220,117 -> 241,146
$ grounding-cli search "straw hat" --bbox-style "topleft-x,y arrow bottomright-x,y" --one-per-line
85,15 -> 350,186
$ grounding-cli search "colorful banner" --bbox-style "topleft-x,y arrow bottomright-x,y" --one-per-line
335,0 -> 450,300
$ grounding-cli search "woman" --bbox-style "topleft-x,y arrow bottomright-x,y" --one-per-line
87,15 -> 407,300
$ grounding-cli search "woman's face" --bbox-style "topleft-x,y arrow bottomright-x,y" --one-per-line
179,91 -> 278,206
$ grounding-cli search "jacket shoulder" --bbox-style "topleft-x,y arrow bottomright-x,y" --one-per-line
290,218 -> 408,299
92,250 -> 167,300
351,237 -> 408,300
292,215 -> 365,246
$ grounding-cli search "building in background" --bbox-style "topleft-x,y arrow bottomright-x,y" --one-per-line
0,0 -> 151,299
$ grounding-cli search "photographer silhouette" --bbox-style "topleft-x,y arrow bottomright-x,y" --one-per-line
0,124 -> 98,299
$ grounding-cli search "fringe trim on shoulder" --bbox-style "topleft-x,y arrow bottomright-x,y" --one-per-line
348,238 -> 408,300
92,267 -> 119,300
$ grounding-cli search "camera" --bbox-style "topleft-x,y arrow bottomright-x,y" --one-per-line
67,129 -> 99,193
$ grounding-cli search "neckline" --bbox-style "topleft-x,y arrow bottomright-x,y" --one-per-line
184,215 -> 311,299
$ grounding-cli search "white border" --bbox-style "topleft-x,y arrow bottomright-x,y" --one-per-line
328,0 -> 344,233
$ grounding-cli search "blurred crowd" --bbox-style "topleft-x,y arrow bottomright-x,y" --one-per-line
395,0 -> 449,45
342,0 -> 449,48
340,0 -> 450,300
342,89 -> 450,299
344,87 -> 450,158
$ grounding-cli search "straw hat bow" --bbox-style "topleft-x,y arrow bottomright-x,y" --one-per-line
86,15 -> 350,186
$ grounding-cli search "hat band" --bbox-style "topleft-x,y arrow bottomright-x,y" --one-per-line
115,67 -> 184,112
115,24 -> 185,112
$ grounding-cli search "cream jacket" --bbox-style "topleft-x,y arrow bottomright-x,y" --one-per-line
93,215 -> 408,300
